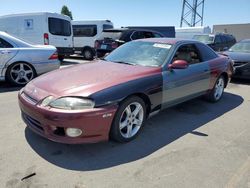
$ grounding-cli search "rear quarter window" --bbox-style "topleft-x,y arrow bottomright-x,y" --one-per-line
48,17 -> 71,36
195,43 -> 218,61
0,38 -> 13,48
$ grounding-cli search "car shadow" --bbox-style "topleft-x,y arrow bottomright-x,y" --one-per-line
0,82 -> 22,93
25,92 -> 243,171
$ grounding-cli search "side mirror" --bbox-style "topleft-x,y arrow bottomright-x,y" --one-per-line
168,60 -> 189,70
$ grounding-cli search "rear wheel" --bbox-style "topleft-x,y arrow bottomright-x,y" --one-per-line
82,48 -> 94,60
110,96 -> 146,143
206,76 -> 225,102
6,62 -> 36,86
58,55 -> 64,62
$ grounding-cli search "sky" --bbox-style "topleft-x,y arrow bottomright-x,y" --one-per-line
1,0 -> 250,28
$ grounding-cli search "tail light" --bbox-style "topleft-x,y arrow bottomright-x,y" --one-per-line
94,40 -> 100,49
49,51 -> 58,60
111,41 -> 118,49
44,33 -> 49,45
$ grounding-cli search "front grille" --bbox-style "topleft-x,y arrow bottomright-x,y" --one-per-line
234,61 -> 248,67
22,112 -> 44,132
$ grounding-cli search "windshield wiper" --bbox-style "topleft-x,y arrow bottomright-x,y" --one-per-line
112,61 -> 136,66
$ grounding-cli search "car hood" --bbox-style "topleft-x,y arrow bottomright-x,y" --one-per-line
224,51 -> 250,62
23,60 -> 161,101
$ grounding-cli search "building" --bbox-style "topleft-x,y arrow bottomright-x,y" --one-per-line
213,23 -> 250,41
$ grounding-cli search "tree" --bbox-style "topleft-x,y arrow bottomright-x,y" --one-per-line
61,5 -> 73,20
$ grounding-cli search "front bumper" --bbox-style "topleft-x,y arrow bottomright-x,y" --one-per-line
233,62 -> 250,78
19,92 -> 118,144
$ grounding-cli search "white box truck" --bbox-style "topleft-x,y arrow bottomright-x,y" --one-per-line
72,20 -> 113,60
0,12 -> 73,61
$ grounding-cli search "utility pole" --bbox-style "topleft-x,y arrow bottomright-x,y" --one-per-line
180,0 -> 205,27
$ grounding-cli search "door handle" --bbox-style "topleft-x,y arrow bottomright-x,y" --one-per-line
0,50 -> 11,54
64,38 -> 67,40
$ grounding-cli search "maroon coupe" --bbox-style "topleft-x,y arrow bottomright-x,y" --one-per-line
19,38 -> 233,143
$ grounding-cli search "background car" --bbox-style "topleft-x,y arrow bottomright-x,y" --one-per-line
0,31 -> 60,86
95,28 -> 164,57
223,39 -> 250,79
193,33 -> 236,51
19,38 -> 233,144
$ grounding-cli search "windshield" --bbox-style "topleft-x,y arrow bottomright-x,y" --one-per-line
104,41 -> 172,67
193,35 -> 214,44
98,31 -> 123,40
229,41 -> 250,53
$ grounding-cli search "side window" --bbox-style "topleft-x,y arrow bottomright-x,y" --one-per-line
214,35 -> 222,44
153,32 -> 163,38
73,25 -> 97,37
130,31 -> 144,40
195,43 -> 218,61
0,38 -> 13,48
172,44 -> 202,65
143,32 -> 154,38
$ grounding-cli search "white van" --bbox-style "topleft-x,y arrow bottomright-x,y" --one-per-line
72,20 -> 113,60
0,12 -> 73,60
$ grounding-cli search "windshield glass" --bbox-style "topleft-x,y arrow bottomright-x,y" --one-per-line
105,41 -> 172,67
229,41 -> 250,53
193,35 -> 214,44
98,31 -> 123,40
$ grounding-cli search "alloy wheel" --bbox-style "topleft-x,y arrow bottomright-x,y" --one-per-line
10,63 -> 34,85
119,102 -> 144,139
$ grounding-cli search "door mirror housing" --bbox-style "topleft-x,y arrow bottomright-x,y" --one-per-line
168,60 -> 189,70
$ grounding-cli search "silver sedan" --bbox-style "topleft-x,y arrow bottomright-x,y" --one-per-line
0,31 -> 60,86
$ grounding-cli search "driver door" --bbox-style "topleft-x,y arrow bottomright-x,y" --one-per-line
162,43 -> 210,108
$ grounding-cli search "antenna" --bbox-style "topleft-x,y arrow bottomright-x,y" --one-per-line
180,0 -> 205,27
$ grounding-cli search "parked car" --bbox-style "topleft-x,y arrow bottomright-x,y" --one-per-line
193,33 -> 236,51
19,38 -> 233,144
0,12 -> 73,61
72,20 -> 113,60
223,39 -> 250,79
95,28 -> 164,57
0,31 -> 60,86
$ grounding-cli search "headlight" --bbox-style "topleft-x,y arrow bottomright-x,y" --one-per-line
41,97 -> 95,110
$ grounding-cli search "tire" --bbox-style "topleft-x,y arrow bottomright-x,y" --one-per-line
206,75 -> 225,102
58,55 -> 64,62
82,48 -> 94,60
6,62 -> 36,86
110,96 -> 146,143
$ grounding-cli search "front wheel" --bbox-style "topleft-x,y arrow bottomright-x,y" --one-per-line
110,96 -> 146,143
206,76 -> 225,102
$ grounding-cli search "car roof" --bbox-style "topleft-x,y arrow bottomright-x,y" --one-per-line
103,28 -> 162,33
137,38 -> 199,45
